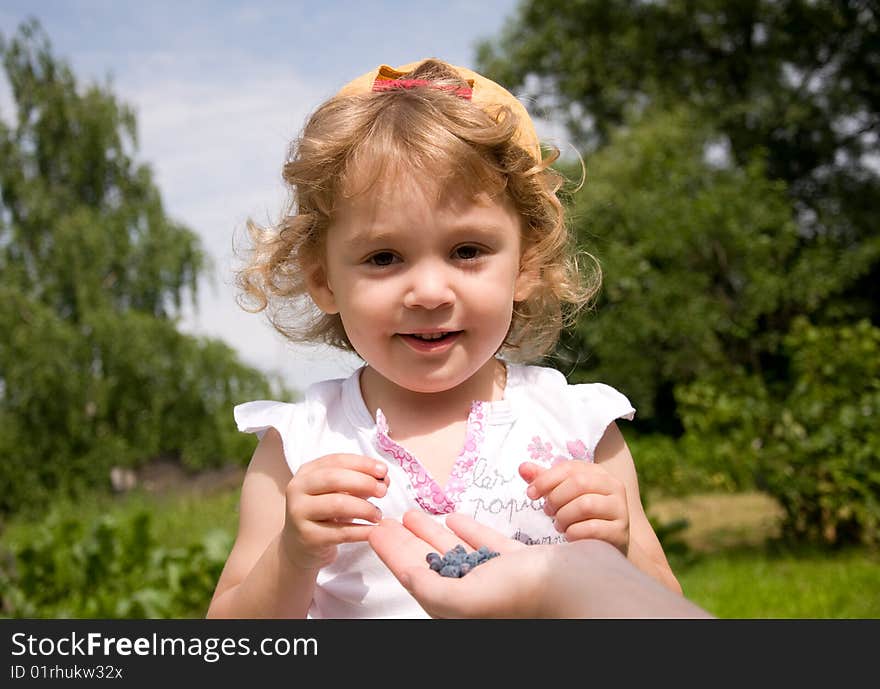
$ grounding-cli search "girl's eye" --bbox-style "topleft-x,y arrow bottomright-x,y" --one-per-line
368,252 -> 398,266
453,245 -> 481,260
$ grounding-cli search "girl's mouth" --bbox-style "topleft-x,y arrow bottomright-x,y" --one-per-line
399,331 -> 462,352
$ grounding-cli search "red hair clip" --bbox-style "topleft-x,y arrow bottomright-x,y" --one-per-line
372,77 -> 473,100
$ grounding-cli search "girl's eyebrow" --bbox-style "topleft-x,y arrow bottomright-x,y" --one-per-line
346,227 -> 402,245
346,220 -> 504,246
349,223 -> 509,245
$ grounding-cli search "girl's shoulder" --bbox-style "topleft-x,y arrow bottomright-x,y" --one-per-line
507,363 -> 636,458
233,370 -> 360,450
233,375 -> 356,471
509,363 -> 634,415
234,377 -> 346,435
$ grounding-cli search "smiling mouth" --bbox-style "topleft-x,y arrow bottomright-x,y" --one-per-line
403,331 -> 462,341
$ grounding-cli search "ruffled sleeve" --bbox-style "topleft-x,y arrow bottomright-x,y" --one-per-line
233,400 -> 303,474
567,383 -> 636,460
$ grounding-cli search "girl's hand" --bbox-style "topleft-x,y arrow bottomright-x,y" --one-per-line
282,453 -> 389,570
519,460 -> 630,554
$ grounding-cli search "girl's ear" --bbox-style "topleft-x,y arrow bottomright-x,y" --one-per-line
305,262 -> 340,315
514,248 -> 540,302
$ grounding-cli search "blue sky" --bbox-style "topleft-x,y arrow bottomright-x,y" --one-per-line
1,1 -> 572,392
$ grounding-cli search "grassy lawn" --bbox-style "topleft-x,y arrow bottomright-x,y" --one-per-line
650,491 -> 880,618
1,487 -> 242,552
3,482 -> 878,618
674,546 -> 880,618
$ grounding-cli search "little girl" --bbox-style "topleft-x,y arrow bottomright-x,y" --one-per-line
207,58 -> 681,619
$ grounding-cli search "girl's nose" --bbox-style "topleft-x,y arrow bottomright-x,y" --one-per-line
403,261 -> 455,310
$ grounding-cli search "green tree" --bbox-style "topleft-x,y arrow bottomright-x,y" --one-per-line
479,0 -> 880,403
0,20 -> 281,515
676,318 -> 880,547
557,108 -> 797,425
478,1 -> 880,546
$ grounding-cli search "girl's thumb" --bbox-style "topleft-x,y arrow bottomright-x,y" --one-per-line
518,461 -> 541,483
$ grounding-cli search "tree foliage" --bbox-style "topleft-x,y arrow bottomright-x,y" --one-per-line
676,318 -> 880,547
479,0 -> 880,372
0,20 -> 281,516
478,1 -> 880,545
557,108 -> 797,424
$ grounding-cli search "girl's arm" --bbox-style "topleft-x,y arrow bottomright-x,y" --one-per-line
594,422 -> 682,594
206,429 -> 319,618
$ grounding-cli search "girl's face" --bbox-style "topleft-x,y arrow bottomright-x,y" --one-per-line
307,173 -> 534,396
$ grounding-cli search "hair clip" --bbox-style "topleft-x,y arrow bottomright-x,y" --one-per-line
371,77 -> 473,100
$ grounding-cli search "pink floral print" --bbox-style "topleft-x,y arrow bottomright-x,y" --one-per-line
527,435 -> 592,467
375,401 -> 487,515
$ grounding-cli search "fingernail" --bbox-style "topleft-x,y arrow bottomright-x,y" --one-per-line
374,463 -> 387,478
376,481 -> 387,496
526,485 -> 538,499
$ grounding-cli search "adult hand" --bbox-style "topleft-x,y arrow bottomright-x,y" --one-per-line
368,510 -> 556,618
369,510 -> 714,619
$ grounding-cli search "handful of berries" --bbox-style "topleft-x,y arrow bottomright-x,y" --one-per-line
425,544 -> 500,578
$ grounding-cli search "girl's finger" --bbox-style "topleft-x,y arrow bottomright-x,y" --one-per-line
552,493 -> 620,532
527,461 -> 613,501
325,521 -> 380,545
560,518 -> 619,544
519,461 -> 569,499
301,453 -> 388,481
305,493 -> 383,524
297,466 -> 389,499
518,461 -> 542,484
543,471 -> 618,515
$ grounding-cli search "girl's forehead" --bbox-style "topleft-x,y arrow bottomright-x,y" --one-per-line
335,174 -> 504,225
337,156 -> 505,212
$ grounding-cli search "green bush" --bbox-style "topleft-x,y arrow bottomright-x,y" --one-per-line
626,432 -> 738,497
676,318 -> 880,547
0,509 -> 232,618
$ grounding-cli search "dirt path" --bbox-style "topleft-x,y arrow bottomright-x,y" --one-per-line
649,492 -> 784,552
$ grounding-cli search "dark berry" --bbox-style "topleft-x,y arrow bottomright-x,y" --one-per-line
465,551 -> 482,566
426,552 -> 443,571
439,564 -> 461,578
429,545 -> 500,576
445,551 -> 465,565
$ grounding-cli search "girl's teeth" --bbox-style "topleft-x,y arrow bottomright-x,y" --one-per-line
414,333 -> 446,340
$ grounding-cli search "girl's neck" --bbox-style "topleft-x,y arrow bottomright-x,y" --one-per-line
359,358 -> 507,430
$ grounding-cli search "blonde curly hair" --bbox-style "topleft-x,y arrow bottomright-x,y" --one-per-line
236,59 -> 599,362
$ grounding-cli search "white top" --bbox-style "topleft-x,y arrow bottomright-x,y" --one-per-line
234,362 -> 635,618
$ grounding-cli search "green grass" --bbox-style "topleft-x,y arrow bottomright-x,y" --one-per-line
1,488 -> 241,552
673,546 -> 880,618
